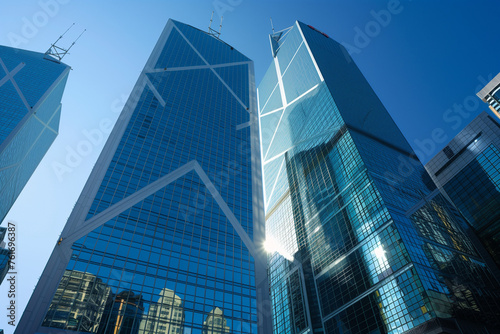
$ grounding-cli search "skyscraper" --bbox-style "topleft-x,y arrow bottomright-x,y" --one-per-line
17,19 -> 270,333
426,112 -> 500,271
259,21 -> 500,333
0,45 -> 70,223
477,72 -> 500,120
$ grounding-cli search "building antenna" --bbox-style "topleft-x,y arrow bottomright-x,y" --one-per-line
270,17 -> 275,34
218,15 -> 223,37
208,11 -> 222,39
208,11 -> 214,32
44,23 -> 86,63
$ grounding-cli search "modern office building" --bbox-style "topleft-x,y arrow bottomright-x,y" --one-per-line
477,72 -> 500,120
16,19 -> 270,333
259,21 -> 500,333
426,112 -> 500,271
0,45 -> 70,223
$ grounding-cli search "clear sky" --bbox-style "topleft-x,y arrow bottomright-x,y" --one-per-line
0,0 -> 499,332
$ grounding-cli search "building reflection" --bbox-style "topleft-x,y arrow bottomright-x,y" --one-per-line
98,290 -> 144,334
202,307 -> 230,334
285,140 -> 388,332
139,288 -> 184,334
42,270 -> 111,332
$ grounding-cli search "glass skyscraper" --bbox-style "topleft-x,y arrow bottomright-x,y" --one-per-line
426,112 -> 500,272
17,20 -> 270,333
0,45 -> 70,223
477,73 -> 500,120
259,21 -> 500,333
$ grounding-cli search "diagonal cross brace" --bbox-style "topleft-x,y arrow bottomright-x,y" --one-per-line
62,160 -> 258,260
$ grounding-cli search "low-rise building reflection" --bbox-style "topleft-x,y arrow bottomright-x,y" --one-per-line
202,307 -> 230,334
139,288 -> 184,334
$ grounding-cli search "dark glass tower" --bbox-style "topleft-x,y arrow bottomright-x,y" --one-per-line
477,72 -> 500,120
0,45 -> 70,222
426,112 -> 500,272
259,21 -> 500,333
17,20 -> 270,333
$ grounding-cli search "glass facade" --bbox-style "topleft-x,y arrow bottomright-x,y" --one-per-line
0,45 -> 69,223
426,112 -> 500,271
260,21 -> 500,334
477,72 -> 500,119
442,145 -> 500,267
16,19 -> 270,334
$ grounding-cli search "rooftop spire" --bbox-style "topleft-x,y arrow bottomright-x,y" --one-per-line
44,23 -> 86,63
208,11 -> 223,38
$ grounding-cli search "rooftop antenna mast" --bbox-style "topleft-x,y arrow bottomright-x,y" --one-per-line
44,23 -> 86,63
270,17 -> 275,34
208,11 -> 223,39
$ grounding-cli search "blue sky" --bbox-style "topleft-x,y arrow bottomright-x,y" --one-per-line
0,0 -> 499,332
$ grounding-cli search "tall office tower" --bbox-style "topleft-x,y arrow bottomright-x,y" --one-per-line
0,45 -> 70,222
259,21 -> 500,334
477,73 -> 500,120
426,112 -> 500,271
17,19 -> 271,333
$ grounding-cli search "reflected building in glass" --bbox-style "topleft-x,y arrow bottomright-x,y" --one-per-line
42,270 -> 111,331
16,19 -> 270,333
139,288 -> 184,333
203,307 -> 230,334
98,290 -> 145,334
259,21 -> 500,333
0,45 -> 70,223
426,112 -> 500,272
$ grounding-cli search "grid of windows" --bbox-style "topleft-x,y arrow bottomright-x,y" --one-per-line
43,174 -> 257,332
0,46 -> 69,222
260,20 -> 500,334
35,20 -> 261,334
443,144 -> 500,268
323,268 -> 433,334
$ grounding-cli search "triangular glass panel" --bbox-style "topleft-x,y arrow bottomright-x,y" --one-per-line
47,105 -> 61,133
258,61 -> 279,114
263,156 -> 284,205
281,45 -> 321,102
270,26 -> 294,57
0,81 -> 29,143
213,63 -> 249,107
155,27 -> 205,69
87,68 -> 249,221
34,74 -> 68,124
260,84 -> 282,115
266,162 -> 289,210
1,47 -> 66,107
260,108 -> 284,159
264,85 -> 341,160
173,20 -> 250,65
43,170 -> 256,332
